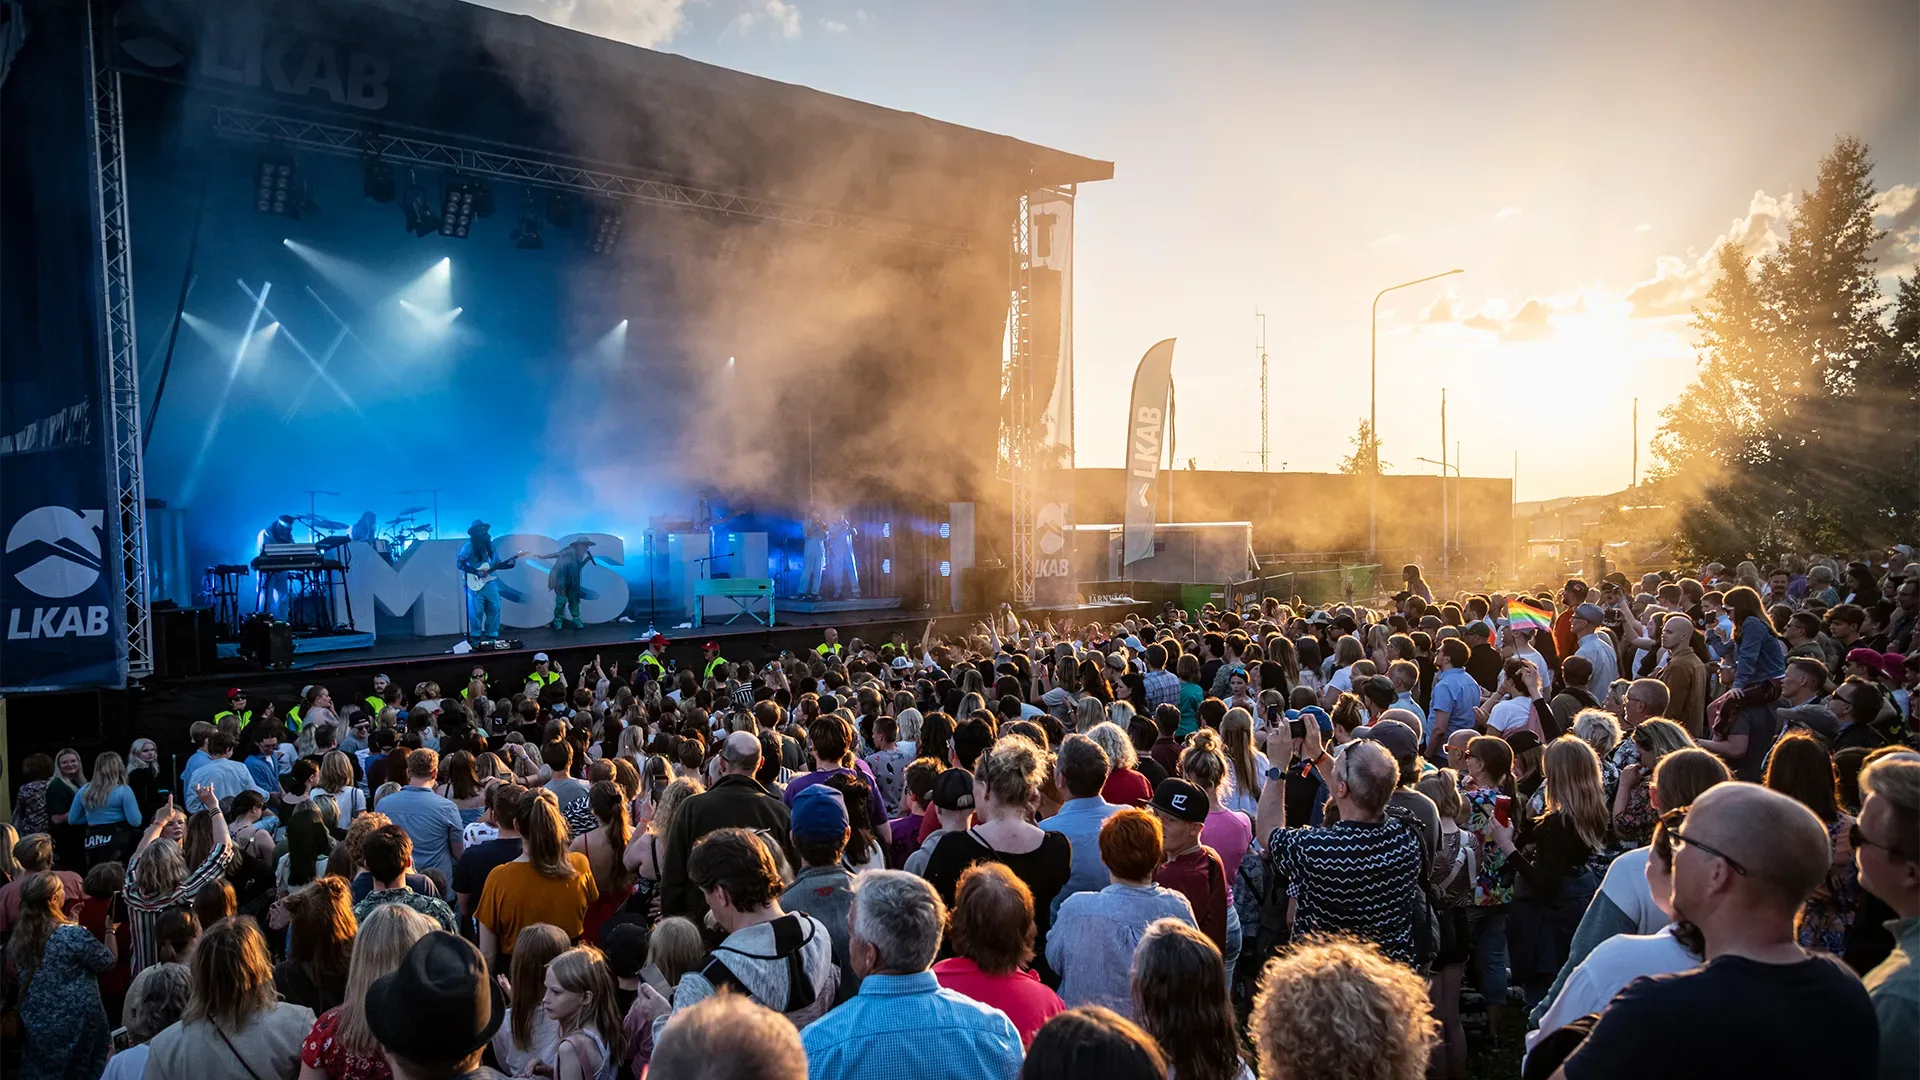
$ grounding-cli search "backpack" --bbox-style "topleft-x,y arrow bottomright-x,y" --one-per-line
699,913 -> 819,1014
1383,803 -> 1442,974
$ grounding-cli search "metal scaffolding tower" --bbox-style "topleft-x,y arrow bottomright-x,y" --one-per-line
88,1 -> 153,679
1007,194 -> 1035,604
1257,311 -> 1269,472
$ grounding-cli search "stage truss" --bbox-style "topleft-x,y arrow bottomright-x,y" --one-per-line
88,3 -> 154,679
1007,193 -> 1035,604
208,106 -> 978,253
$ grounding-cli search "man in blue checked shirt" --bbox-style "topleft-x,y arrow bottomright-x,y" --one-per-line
800,870 -> 1022,1080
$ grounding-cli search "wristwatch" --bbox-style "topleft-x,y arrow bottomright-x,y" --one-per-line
1265,766 -> 1285,782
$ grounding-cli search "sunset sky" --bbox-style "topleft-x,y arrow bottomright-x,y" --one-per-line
472,0 -> 1920,501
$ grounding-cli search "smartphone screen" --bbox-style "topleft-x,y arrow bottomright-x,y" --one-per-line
640,963 -> 673,998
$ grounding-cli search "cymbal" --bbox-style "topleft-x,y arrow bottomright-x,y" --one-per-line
396,505 -> 429,516
384,515 -> 416,526
295,515 -> 349,529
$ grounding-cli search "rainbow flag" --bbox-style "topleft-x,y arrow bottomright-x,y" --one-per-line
1509,597 -> 1554,633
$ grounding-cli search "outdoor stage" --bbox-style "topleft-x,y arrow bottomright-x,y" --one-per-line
0,0 -> 1111,770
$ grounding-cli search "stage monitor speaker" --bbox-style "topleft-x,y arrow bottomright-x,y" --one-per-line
240,614 -> 294,669
153,606 -> 218,679
961,565 -> 1012,613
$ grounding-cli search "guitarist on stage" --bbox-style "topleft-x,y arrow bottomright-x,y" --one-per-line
456,519 -> 522,642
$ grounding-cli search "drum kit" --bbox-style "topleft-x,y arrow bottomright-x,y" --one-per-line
377,506 -> 433,563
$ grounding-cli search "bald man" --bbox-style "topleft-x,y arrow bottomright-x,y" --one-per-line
1552,782 -> 1877,1080
658,730 -> 794,921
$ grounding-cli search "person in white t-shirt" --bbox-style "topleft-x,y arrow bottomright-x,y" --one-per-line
101,961 -> 191,1080
1525,818 -> 1702,1067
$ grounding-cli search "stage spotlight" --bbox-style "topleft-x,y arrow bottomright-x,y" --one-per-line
939,560 -> 952,578
511,195 -> 544,250
439,180 -> 478,239
255,156 -> 304,218
882,558 -> 892,575
938,522 -> 951,540
880,522 -> 891,538
546,191 -> 575,229
402,174 -> 440,238
363,157 -> 397,203
586,203 -> 623,253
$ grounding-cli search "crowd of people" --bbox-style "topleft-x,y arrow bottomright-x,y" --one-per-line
1,551 -> 1917,1080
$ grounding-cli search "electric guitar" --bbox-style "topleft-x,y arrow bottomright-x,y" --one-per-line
464,550 -> 531,592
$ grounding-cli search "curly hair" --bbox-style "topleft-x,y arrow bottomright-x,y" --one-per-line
1251,936 -> 1438,1080
974,735 -> 1048,809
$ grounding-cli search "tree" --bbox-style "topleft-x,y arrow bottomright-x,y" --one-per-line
1339,418 -> 1390,475
1652,135 -> 1909,561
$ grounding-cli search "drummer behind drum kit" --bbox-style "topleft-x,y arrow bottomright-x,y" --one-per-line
375,506 -> 434,563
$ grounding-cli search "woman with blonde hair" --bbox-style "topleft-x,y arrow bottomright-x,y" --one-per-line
476,788 -> 599,966
125,737 -> 168,820
1611,718 -> 1694,844
492,923 -> 571,1075
1488,736 -> 1608,1007
623,775 -> 703,919
146,916 -> 316,1080
10,871 -> 117,1079
923,736 -> 1073,974
125,785 -> 232,975
294,903 -> 434,1080
1086,720 -> 1152,805
1177,730 -> 1251,971
0,822 -> 22,887
542,946 -> 627,1080
1216,709 -> 1269,816
1071,695 -> 1107,735
1571,707 -> 1624,806
70,750 -> 142,867
316,750 -> 366,825
1251,937 -> 1436,1080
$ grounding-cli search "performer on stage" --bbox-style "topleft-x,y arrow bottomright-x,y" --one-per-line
351,511 -> 377,543
801,512 -> 828,598
456,519 -> 519,642
538,537 -> 597,630
829,512 -> 861,599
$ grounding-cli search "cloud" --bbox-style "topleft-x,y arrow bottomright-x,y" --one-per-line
1635,223 -> 1652,232
1501,299 -> 1553,342
1493,206 -> 1521,222
732,0 -> 803,37
459,0 -> 687,47
1423,294 -> 1458,323
1462,313 -> 1503,333
819,16 -> 848,33
1623,188 -> 1792,318
1870,183 -> 1920,271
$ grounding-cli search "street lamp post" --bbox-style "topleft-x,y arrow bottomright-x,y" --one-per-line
1369,268 -> 1463,558
1415,455 -> 1459,580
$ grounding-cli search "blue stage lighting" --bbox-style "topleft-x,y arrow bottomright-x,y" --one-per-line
256,156 -> 309,219
881,522 -> 891,538
938,522 -> 951,539
881,558 -> 892,574
939,561 -> 951,578
439,181 -> 478,238
587,202 -> 623,254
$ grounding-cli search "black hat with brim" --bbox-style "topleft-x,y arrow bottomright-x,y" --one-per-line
366,931 -> 507,1062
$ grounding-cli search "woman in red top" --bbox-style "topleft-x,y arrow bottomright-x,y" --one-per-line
932,862 -> 1064,1045
299,904 -> 437,1080
1087,722 -> 1153,805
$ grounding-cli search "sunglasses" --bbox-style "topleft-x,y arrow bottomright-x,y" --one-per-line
1661,808 -> 1747,876
1851,822 -> 1914,863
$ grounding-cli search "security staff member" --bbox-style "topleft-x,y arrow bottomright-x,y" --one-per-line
529,652 -> 566,693
459,666 -> 489,700
365,674 -> 392,715
215,688 -> 253,728
700,641 -> 729,681
814,627 -> 844,660
638,633 -> 670,685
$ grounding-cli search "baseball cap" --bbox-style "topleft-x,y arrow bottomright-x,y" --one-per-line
533,652 -> 550,663
227,687 -> 245,701
1296,705 -> 1332,734
1505,729 -> 1543,755
932,768 -> 976,811
601,923 -> 648,979
1848,647 -> 1884,669
1355,718 -> 1419,762
890,656 -> 913,670
1881,653 -> 1908,680
648,633 -> 668,647
790,786 -> 850,841
702,641 -> 720,651
1150,778 -> 1210,824
1574,603 -> 1607,623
